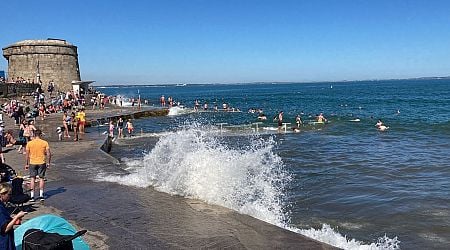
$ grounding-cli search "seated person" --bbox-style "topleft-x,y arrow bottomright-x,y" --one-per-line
4,130 -> 26,152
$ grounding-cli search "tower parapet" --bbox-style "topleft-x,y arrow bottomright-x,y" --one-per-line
2,39 -> 81,92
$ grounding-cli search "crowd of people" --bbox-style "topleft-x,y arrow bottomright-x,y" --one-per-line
267,110 -> 389,133
0,84 -> 144,248
0,95 -> 52,248
108,118 -> 133,139
0,76 -> 52,85
0,125 -> 51,249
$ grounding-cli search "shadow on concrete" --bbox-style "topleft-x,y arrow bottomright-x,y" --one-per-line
45,187 -> 67,198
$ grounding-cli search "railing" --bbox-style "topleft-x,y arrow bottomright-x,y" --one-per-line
0,83 -> 40,97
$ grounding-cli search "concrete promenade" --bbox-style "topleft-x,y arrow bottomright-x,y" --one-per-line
2,105 -> 338,249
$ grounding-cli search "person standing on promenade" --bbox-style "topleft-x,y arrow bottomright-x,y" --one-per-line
108,120 -> 115,138
47,80 -> 54,97
117,117 -> 124,138
21,120 -> 31,144
27,120 -> 37,139
76,108 -> 86,134
17,121 -> 27,154
126,119 -> 134,137
62,111 -> 70,138
73,118 -> 79,141
25,129 -> 51,201
0,183 -> 27,250
70,112 -> 76,131
10,108 -> 20,126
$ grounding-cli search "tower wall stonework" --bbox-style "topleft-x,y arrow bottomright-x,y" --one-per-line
2,39 -> 81,92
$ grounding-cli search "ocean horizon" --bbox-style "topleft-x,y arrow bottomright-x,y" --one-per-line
92,76 -> 450,88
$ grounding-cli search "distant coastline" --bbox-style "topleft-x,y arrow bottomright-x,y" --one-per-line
93,76 -> 450,88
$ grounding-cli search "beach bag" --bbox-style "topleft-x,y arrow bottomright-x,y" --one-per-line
22,229 -> 87,250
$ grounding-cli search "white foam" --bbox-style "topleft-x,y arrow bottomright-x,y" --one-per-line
98,126 -> 400,249
292,225 -> 400,250
167,106 -> 196,116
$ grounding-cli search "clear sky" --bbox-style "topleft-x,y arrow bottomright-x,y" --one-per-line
1,0 -> 450,85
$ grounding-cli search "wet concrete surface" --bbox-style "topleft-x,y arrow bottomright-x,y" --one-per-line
3,106 -> 338,249
46,144 -> 337,249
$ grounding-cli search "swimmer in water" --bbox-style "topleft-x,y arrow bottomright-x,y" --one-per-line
375,119 -> 389,131
257,113 -> 267,120
375,119 -> 383,127
274,111 -> 283,132
295,115 -> 303,127
317,113 -> 327,123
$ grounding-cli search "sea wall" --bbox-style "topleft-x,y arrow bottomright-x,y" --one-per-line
0,83 -> 40,97
89,108 -> 169,127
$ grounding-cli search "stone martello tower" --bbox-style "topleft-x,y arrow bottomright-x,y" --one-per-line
2,39 -> 81,91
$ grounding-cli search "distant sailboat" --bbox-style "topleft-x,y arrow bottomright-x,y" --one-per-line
330,85 -> 333,89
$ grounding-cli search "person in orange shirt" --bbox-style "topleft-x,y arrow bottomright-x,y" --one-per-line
76,109 -> 86,134
25,129 -> 51,201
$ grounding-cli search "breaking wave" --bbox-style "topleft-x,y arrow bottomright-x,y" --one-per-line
98,125 -> 400,249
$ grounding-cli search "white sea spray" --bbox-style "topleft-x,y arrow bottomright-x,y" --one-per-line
99,125 -> 400,250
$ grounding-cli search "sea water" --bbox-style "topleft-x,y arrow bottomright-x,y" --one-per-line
96,79 -> 450,249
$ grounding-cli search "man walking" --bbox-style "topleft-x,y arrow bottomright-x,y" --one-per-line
25,129 -> 51,201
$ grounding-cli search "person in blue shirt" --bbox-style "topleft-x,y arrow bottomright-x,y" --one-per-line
0,183 -> 27,250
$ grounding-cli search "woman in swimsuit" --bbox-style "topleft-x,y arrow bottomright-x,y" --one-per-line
117,117 -> 124,138
62,112 -> 71,138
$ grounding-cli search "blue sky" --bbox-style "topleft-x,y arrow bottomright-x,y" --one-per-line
1,0 -> 450,84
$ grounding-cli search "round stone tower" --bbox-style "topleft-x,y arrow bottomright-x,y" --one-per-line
2,39 -> 81,91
